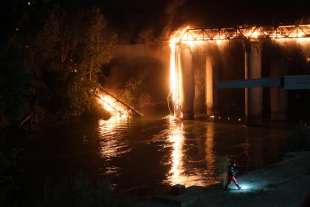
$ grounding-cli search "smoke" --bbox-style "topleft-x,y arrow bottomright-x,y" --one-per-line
165,0 -> 187,15
162,0 -> 188,38
275,39 -> 310,61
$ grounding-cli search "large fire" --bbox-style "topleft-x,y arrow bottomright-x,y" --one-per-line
168,24 -> 310,118
179,24 -> 310,42
97,94 -> 129,119
169,27 -> 189,118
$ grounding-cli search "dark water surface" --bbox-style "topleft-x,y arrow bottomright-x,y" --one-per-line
22,116 -> 290,192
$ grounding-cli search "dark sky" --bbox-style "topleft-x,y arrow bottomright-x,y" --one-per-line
1,0 -> 310,42
91,0 -> 310,38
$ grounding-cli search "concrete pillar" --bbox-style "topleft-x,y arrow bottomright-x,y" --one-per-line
270,61 -> 287,120
193,47 -> 207,119
206,55 -> 215,116
180,46 -> 194,120
244,42 -> 263,121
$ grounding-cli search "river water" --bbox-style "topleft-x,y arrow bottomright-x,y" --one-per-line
97,116 -> 289,190
23,116 -> 290,193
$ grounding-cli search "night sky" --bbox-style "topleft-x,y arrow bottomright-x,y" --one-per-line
1,0 -> 310,42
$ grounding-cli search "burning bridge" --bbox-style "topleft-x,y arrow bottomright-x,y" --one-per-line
169,24 -> 310,121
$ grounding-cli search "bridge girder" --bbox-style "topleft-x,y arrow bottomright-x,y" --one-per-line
180,24 -> 310,42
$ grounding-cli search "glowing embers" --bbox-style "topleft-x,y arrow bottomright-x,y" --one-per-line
272,25 -> 308,39
169,26 -> 190,46
270,25 -> 310,44
288,28 -> 305,38
240,26 -> 265,40
97,94 -> 130,119
178,24 -> 310,43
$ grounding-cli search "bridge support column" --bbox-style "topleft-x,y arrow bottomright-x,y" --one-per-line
193,47 -> 207,119
181,46 -> 194,120
244,42 -> 263,121
270,61 -> 287,120
206,55 -> 215,116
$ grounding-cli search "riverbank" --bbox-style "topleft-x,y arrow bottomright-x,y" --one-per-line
144,151 -> 310,207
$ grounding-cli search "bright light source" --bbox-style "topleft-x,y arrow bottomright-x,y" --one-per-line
97,94 -> 130,119
239,184 -> 252,190
229,182 -> 261,193
169,24 -> 310,119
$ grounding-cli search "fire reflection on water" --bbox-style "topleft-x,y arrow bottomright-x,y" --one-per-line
95,116 -> 289,190
165,117 -> 218,187
205,123 -> 217,185
98,117 -> 130,161
166,118 -> 186,185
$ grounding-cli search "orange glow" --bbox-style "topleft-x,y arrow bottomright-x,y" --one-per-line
272,26 -> 310,44
165,117 -> 208,187
176,24 -> 310,42
98,117 -> 129,160
288,28 -> 305,38
97,94 -> 129,119
205,123 -> 218,186
242,27 -> 263,39
165,117 -> 218,187
169,26 -> 190,118
167,118 -> 185,185
169,24 -> 310,118
206,56 -> 214,114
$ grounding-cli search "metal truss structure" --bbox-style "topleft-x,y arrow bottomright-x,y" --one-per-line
180,24 -> 310,42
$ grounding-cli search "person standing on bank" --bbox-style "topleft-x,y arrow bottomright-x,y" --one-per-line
224,159 -> 241,191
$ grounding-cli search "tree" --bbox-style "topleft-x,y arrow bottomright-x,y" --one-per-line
25,7 -> 116,119
82,8 -> 116,81
0,36 -> 33,127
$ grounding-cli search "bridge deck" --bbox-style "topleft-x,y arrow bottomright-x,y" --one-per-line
217,75 -> 310,90
180,24 -> 310,42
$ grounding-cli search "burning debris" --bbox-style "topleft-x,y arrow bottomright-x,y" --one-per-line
96,88 -> 143,119
97,94 -> 130,119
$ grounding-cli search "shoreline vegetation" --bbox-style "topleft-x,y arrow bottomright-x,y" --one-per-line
0,5 -> 122,206
0,6 -> 116,130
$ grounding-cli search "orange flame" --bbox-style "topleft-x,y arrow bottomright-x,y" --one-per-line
97,94 -> 129,119
169,24 -> 310,118
169,26 -> 190,118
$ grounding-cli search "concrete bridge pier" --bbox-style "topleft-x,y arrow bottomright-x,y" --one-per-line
244,41 -> 263,121
180,46 -> 194,120
206,55 -> 215,117
192,47 -> 207,119
270,61 -> 287,120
